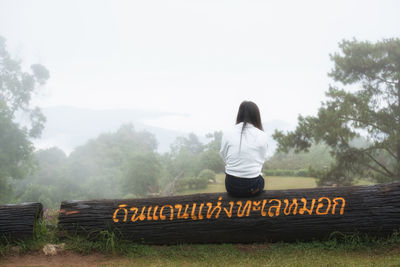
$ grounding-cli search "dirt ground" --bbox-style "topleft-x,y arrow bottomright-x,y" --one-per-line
0,251 -> 129,267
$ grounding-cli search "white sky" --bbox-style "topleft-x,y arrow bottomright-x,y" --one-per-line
1,0 -> 399,134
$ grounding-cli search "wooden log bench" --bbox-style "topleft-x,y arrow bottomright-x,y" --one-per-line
0,202 -> 43,241
58,182 -> 400,244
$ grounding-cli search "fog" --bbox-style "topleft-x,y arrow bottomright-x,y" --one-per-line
1,1 -> 399,140
0,0 -> 399,205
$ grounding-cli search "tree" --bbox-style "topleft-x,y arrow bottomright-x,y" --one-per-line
12,147 -> 72,208
198,150 -> 225,173
205,131 -> 223,151
273,38 -> 400,185
168,133 -> 204,178
0,36 -> 49,202
67,124 -> 158,199
198,131 -> 225,173
122,152 -> 161,197
265,143 -> 334,171
170,133 -> 204,156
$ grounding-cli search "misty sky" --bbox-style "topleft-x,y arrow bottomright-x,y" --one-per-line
1,0 -> 400,135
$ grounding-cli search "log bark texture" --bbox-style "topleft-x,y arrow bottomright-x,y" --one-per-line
58,183 -> 400,244
0,202 -> 43,241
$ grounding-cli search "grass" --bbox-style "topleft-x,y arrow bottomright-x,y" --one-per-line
0,219 -> 57,257
178,174 -> 376,196
265,176 -> 316,190
109,243 -> 400,267
354,178 -> 376,186
178,174 -> 318,195
176,173 -> 227,195
1,206 -> 400,266
4,225 -> 400,266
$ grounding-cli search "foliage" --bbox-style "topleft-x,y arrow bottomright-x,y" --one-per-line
7,125 -> 226,205
176,169 -> 215,192
274,38 -> 400,185
200,131 -> 224,173
198,150 -> 224,174
17,184 -> 54,207
265,142 -> 333,171
205,131 -> 223,151
0,35 -> 49,203
198,169 -> 216,182
13,147 -> 79,208
162,132 -> 224,195
176,176 -> 208,191
122,152 -> 161,197
66,124 -> 158,199
168,133 -> 205,178
11,124 -> 160,207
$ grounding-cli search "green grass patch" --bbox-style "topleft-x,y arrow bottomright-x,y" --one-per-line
265,176 -> 317,190
14,230 -> 400,266
3,216 -> 400,266
354,178 -> 376,186
79,232 -> 400,266
177,174 -> 376,196
178,174 -> 318,195
176,173 -> 225,195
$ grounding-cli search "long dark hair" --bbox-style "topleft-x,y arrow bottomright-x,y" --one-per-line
236,101 -> 263,152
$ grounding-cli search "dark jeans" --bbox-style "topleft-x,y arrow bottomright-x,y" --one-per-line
225,173 -> 265,197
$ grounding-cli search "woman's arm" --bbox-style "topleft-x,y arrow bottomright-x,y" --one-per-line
260,134 -> 269,161
219,133 -> 228,163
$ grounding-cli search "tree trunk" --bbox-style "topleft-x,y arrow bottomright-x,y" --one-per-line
0,202 -> 43,241
58,183 -> 400,244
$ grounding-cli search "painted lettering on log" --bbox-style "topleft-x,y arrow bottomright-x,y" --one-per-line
112,196 -> 346,223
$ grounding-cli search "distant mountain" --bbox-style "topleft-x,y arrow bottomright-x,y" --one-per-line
34,106 -> 191,154
33,106 -> 294,156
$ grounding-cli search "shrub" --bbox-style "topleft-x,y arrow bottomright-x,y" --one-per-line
176,175 -> 209,192
263,168 -> 310,177
198,169 -> 216,183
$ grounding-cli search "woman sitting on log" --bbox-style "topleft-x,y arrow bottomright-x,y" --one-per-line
219,101 -> 269,197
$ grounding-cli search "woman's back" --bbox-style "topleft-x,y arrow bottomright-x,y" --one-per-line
220,122 -> 268,178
